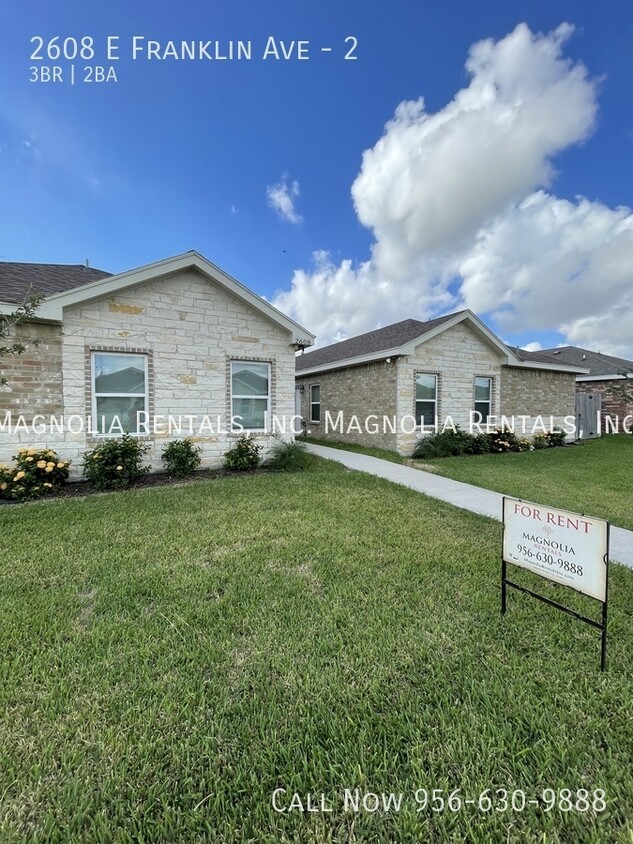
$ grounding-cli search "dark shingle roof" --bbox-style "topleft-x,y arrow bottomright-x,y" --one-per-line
506,345 -> 570,365
295,312 -> 465,372
0,262 -> 112,304
527,345 -> 633,377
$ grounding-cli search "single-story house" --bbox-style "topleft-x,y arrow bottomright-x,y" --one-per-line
295,310 -> 588,454
528,346 -> 633,433
0,251 -> 314,473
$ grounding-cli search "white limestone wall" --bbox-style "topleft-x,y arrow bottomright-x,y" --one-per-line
1,269 -> 297,475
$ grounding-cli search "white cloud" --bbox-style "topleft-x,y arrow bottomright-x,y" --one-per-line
352,22 -> 596,279
459,190 -> 633,355
273,23 -> 633,352
267,174 -> 302,224
521,341 -> 544,352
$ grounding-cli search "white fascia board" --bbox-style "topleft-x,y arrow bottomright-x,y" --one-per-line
576,373 -> 631,382
35,251 -> 315,345
295,309 -> 591,377
296,345 -> 406,377
296,310 -> 515,377
507,360 -> 590,374
0,301 -> 61,323
401,310 -> 513,360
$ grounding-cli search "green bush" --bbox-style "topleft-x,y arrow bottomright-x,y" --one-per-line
546,428 -> 566,447
466,433 -> 493,454
83,435 -> 150,490
265,438 -> 311,472
223,435 -> 262,471
162,438 -> 202,479
0,447 -> 70,500
533,428 -> 566,449
413,426 -> 476,459
484,428 -> 522,453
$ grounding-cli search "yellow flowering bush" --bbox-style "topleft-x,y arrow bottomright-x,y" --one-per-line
82,435 -> 149,490
0,448 -> 71,501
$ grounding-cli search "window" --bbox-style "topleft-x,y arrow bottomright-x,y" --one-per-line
415,373 -> 437,427
474,377 -> 492,422
91,352 -> 148,435
310,385 -> 321,423
231,361 -> 271,430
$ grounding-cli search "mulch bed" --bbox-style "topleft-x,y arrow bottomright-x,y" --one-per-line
0,468 -> 270,505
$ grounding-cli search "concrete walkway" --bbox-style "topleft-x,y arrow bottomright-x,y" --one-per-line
305,443 -> 633,570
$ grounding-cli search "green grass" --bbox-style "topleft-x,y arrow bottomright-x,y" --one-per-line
303,436 -> 406,464
1,458 -> 632,842
423,435 -> 633,531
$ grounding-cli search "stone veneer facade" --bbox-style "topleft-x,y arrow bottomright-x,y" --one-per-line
0,269 -> 298,474
297,321 -> 578,455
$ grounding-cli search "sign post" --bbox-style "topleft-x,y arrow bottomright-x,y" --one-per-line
501,497 -> 610,671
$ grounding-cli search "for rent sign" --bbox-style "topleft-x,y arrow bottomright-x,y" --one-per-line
501,497 -> 610,670
502,498 -> 608,602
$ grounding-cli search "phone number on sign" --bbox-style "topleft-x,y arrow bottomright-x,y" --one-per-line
515,544 -> 584,576
414,788 -> 605,813
272,788 -> 607,814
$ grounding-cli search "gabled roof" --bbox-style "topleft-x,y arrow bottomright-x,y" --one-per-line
0,251 -> 315,347
296,310 -> 588,375
296,313 -> 462,372
0,262 -> 111,303
526,345 -> 633,379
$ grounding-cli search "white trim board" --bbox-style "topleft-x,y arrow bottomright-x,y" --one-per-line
8,251 -> 315,347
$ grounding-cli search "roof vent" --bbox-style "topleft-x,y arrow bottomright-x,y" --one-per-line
84,259 -> 90,268
553,350 -> 561,355
582,354 -> 586,360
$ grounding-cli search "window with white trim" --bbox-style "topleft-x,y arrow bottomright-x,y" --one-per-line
231,361 -> 271,430
474,376 -> 492,422
415,373 -> 437,427
310,384 -> 321,423
91,352 -> 148,435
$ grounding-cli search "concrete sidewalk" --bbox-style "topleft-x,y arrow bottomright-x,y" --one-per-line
305,443 -> 633,570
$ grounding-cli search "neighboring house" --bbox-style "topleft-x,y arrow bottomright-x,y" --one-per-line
295,310 -> 587,454
527,346 -> 633,430
0,251 -> 314,473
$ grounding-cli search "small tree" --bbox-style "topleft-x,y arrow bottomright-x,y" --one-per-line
0,292 -> 45,385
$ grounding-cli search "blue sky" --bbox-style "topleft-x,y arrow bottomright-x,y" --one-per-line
1,1 -> 632,354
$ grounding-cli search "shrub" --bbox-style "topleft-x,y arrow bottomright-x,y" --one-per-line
223,435 -> 262,471
265,438 -> 311,472
162,438 -> 202,478
546,428 -> 566,448
465,433 -> 493,455
533,428 -> 566,449
413,426 -> 476,459
83,435 -> 150,490
484,428 -> 522,453
0,447 -> 70,501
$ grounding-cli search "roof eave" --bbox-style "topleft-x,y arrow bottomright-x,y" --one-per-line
296,345 -> 407,376
29,251 -> 315,345
576,372 -> 632,382
296,310 -> 513,375
0,300 -> 62,323
506,359 -> 590,374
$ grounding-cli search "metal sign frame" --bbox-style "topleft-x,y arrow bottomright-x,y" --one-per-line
501,496 -> 610,671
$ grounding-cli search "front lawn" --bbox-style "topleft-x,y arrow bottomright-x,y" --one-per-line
1,459 -> 632,842
425,435 -> 633,531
